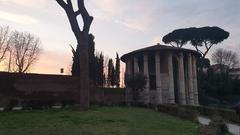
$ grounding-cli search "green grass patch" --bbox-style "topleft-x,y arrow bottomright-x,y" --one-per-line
0,107 -> 198,135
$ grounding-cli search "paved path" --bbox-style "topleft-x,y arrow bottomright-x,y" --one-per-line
198,116 -> 240,135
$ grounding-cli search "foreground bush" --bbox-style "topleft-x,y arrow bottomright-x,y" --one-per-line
156,104 -> 239,124
199,116 -> 232,135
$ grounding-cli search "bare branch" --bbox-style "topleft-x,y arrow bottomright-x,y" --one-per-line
0,26 -> 11,62
203,43 -> 214,58
194,45 -> 204,56
66,0 -> 74,11
56,0 -> 68,9
9,31 -> 41,73
57,0 -> 82,43
211,48 -> 239,68
77,0 -> 93,33
169,43 -> 175,47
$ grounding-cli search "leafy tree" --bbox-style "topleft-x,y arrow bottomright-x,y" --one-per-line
211,48 -> 239,69
95,52 -> 104,87
125,73 -> 146,103
163,26 -> 229,59
107,59 -> 114,87
115,53 -> 120,88
71,34 -> 95,77
98,53 -> 104,87
56,0 -> 93,108
111,65 -> 115,87
190,26 -> 229,59
198,69 -> 240,105
70,44 -> 80,76
162,28 -> 192,48
9,31 -> 41,73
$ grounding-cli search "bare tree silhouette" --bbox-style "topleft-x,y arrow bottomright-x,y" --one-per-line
0,26 -> 11,63
211,48 -> 239,69
56,0 -> 93,108
9,31 -> 41,73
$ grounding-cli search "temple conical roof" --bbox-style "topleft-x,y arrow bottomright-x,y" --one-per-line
121,44 -> 201,62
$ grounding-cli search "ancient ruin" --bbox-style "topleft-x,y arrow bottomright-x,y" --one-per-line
121,44 -> 200,105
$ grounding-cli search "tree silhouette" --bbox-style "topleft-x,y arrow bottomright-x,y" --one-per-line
125,73 -> 146,103
163,26 -> 229,59
162,28 -> 191,48
8,31 -> 41,73
211,48 -> 239,69
190,26 -> 229,58
56,0 -> 93,108
89,34 -> 96,86
0,26 -> 11,63
115,53 -> 120,88
95,52 -> 104,87
107,59 -> 114,87
70,34 -> 95,77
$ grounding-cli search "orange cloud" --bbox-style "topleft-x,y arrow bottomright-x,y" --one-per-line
31,50 -> 72,75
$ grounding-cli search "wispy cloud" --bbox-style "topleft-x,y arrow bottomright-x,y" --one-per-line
89,0 -> 152,32
0,0 -> 48,8
114,19 -> 147,32
89,0 -> 125,19
0,11 -> 37,24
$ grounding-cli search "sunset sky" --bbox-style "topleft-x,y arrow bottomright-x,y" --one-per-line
0,0 -> 240,74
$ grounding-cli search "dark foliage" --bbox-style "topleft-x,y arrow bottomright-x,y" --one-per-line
162,28 -> 192,48
89,34 -> 95,84
107,59 -> 115,87
71,34 -> 95,77
190,26 -> 229,58
156,104 -> 240,124
198,58 -> 211,69
125,73 -> 146,102
163,26 -> 229,58
95,53 -> 104,87
199,116 -> 230,135
156,104 -> 198,122
211,48 -> 239,69
198,70 -> 240,106
115,53 -> 120,88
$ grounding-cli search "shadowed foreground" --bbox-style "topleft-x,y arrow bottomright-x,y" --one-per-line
0,107 -> 198,135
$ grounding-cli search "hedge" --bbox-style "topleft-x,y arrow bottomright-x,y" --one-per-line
156,104 -> 240,124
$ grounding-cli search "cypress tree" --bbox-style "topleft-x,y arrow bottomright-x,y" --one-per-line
71,34 -> 95,78
115,53 -> 120,88
107,59 -> 114,87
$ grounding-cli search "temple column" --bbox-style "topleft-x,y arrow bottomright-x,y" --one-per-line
126,58 -> 133,104
192,55 -> 199,105
188,54 -> 194,105
134,56 -> 139,74
143,54 -> 150,104
168,52 -> 175,104
178,53 -> 186,105
155,52 -> 162,104
126,58 -> 132,76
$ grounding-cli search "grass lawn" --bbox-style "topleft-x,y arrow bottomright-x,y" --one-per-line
0,107 -> 198,135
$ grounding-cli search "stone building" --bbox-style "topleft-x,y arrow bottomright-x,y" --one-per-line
121,44 -> 200,106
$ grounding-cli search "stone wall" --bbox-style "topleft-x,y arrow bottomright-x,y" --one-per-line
0,72 -> 126,109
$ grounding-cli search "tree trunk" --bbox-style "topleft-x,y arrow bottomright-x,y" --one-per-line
79,34 -> 90,108
56,0 -> 93,109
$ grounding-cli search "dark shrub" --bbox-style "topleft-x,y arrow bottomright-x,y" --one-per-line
199,116 -> 232,135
